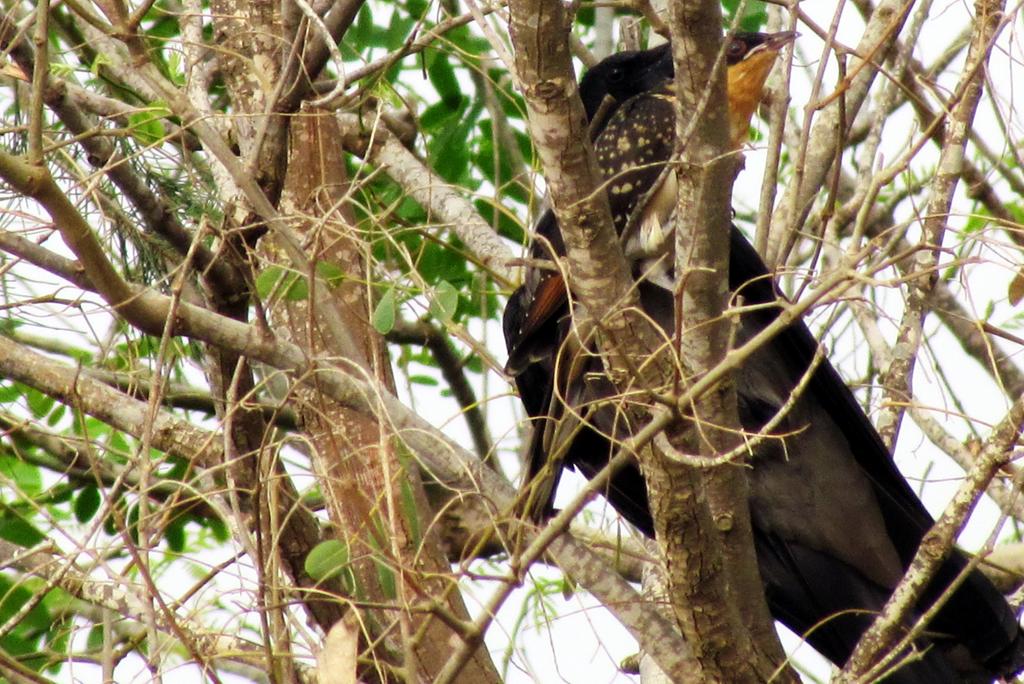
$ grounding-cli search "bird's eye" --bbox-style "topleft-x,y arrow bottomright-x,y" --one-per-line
727,39 -> 748,61
607,66 -> 625,83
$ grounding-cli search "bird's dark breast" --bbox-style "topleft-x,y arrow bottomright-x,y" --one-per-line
593,90 -> 676,231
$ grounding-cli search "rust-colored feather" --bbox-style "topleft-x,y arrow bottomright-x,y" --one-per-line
518,272 -> 567,342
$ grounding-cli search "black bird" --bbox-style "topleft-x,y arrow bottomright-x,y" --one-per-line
503,33 -> 1024,682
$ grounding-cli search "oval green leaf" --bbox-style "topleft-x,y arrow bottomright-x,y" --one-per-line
74,486 -> 101,523
372,287 -> 397,334
430,281 -> 458,322
305,539 -> 350,581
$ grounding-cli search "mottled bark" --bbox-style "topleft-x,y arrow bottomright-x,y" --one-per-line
271,111 -> 499,683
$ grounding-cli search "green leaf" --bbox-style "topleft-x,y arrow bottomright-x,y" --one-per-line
316,261 -> 346,287
0,577 -> 51,662
90,53 -> 112,78
721,0 -> 767,30
163,456 -> 188,480
108,430 -> 130,459
146,14 -> 181,40
427,101 -> 479,183
460,35 -> 491,57
44,614 -> 71,667
416,240 -> 469,285
0,454 -> 41,497
86,623 -> 104,651
50,487 -> 73,505
74,486 -> 101,523
204,515 -> 229,542
41,586 -> 72,615
103,512 -> 117,536
128,104 -> 171,145
427,51 -> 460,108
0,383 -> 21,403
384,13 -> 415,50
474,198 -> 526,244
348,5 -> 375,52
47,403 -> 65,427
406,0 -> 428,18
429,281 -> 459,322
420,99 -> 462,130
740,9 -> 768,31
126,503 -> 140,544
255,265 -> 286,299
165,516 -> 186,553
372,287 -> 397,334
255,265 -> 307,301
305,539 -> 349,581
474,121 -> 529,206
0,509 -> 45,547
364,526 -> 398,600
284,276 -> 308,301
375,559 -> 396,600
24,388 -> 53,420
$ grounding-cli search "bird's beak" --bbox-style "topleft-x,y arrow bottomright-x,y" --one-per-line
738,31 -> 799,73
754,30 -> 800,56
